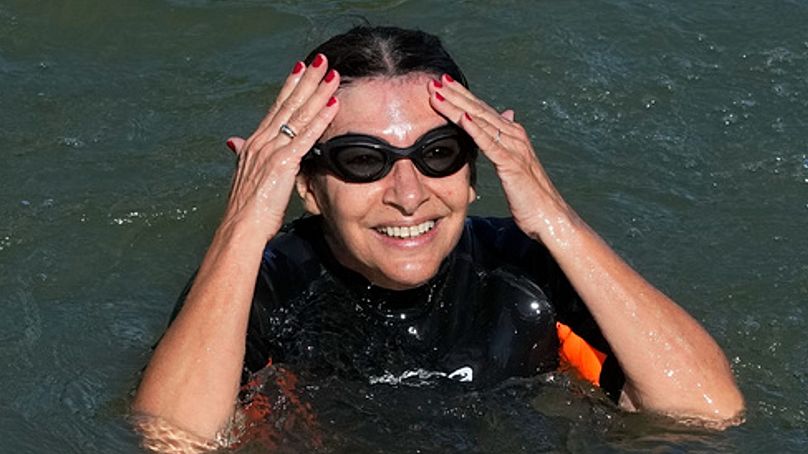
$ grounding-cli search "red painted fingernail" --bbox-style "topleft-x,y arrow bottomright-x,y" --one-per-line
444,74 -> 455,83
226,139 -> 236,152
327,96 -> 337,107
292,61 -> 304,74
464,112 -> 473,122
435,92 -> 445,102
432,80 -> 443,89
324,69 -> 336,83
312,53 -> 324,68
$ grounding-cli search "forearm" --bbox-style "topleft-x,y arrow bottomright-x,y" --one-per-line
532,203 -> 743,421
425,78 -> 743,422
133,219 -> 267,439
131,56 -> 339,442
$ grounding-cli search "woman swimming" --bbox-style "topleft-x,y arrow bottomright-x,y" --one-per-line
133,25 -> 744,445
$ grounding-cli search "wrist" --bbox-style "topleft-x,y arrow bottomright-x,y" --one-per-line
219,199 -> 286,242
519,198 -> 583,246
213,212 -> 277,254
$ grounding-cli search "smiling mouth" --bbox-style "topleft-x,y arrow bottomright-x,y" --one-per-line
375,220 -> 436,239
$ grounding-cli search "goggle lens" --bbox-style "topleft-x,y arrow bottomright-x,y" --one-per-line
308,125 -> 474,183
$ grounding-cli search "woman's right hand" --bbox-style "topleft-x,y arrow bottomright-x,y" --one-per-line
132,56 -> 341,443
221,53 -> 340,241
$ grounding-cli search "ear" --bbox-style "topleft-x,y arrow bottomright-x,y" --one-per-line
467,184 -> 477,205
295,174 -> 323,215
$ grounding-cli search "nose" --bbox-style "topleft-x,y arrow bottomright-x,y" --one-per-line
382,160 -> 429,215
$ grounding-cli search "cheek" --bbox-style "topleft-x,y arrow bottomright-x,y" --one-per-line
436,174 -> 474,207
321,180 -> 381,228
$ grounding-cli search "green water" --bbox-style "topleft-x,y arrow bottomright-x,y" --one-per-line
1,0 -> 807,452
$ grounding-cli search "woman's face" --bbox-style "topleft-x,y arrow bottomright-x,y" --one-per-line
297,74 -> 476,290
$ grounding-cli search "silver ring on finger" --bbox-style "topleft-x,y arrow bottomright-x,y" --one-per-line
279,123 -> 298,139
494,129 -> 502,144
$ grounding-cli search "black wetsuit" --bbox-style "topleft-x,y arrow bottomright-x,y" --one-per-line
234,216 -> 624,398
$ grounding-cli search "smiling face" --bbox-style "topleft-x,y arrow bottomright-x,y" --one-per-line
296,74 -> 476,290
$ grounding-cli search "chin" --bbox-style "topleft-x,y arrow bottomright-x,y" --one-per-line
372,262 -> 441,290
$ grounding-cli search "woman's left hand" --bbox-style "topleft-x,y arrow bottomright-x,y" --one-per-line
428,75 -> 745,423
427,75 -> 572,242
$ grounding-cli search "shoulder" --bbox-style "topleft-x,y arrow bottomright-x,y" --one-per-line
262,216 -> 323,272
461,217 -> 585,321
463,215 -> 520,239
254,216 -> 329,303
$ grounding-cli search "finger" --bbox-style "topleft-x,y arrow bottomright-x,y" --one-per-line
260,53 -> 331,141
430,76 -> 521,136
291,96 -> 340,155
255,67 -> 338,155
282,69 -> 341,142
429,88 -> 511,144
466,112 -> 520,153
266,96 -> 340,166
428,83 -> 466,124
248,54 -> 330,153
225,136 -> 246,154
501,109 -> 515,122
257,60 -> 307,132
458,112 -> 514,165
435,76 -> 503,121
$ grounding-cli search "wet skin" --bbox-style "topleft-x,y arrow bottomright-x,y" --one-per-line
298,75 -> 476,290
134,56 -> 743,446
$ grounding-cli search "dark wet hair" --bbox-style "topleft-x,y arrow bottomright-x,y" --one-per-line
301,26 -> 477,185
304,26 -> 469,88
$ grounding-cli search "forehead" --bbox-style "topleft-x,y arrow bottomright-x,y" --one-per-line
322,74 -> 448,146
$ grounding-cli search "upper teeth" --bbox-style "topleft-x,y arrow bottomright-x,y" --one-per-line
377,220 -> 436,239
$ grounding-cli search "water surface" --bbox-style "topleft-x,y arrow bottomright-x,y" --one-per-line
1,0 -> 807,452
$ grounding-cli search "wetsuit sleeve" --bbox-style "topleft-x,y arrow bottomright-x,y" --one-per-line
244,217 -> 327,382
244,258 -> 279,377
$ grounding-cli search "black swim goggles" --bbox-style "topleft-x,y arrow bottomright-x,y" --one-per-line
303,124 -> 476,183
